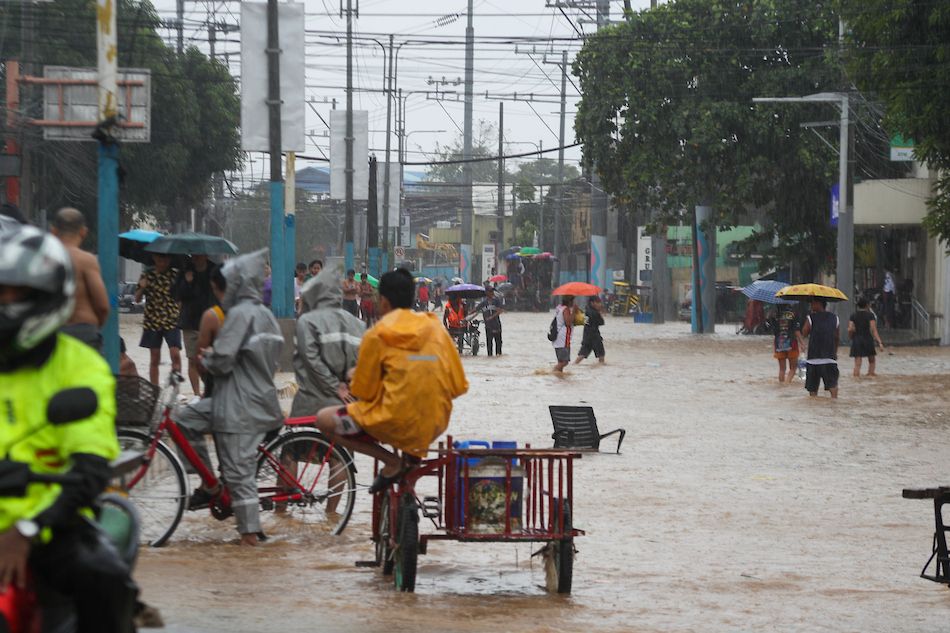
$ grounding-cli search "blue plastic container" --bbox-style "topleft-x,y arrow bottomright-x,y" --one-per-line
633,312 -> 654,323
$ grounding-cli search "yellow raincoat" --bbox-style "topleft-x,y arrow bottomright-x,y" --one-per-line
347,308 -> 468,457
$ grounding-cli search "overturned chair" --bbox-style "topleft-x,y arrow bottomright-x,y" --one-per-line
549,405 -> 625,453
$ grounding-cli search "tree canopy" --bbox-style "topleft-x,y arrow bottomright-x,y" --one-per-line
843,0 -> 950,244
573,0 -> 846,277
1,0 -> 241,229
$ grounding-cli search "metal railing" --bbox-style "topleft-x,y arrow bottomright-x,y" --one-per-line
911,296 -> 932,341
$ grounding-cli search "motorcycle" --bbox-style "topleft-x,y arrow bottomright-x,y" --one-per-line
0,388 -> 141,633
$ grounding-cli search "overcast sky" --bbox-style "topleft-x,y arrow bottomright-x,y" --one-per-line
150,0 -> 661,185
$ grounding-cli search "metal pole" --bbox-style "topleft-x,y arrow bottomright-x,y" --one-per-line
344,0 -> 355,273
397,88 -> 404,248
382,34 -> 394,272
555,50 -> 567,285
176,0 -> 184,54
460,0 -> 474,282
837,94 -> 853,343
266,0 -> 288,317
96,0 -> 120,370
496,101 -> 504,265
590,3 -> 609,290
538,139 -> 543,250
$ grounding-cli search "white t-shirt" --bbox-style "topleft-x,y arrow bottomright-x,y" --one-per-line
552,305 -> 571,348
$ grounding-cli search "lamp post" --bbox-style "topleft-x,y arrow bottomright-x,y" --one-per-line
753,92 -> 852,343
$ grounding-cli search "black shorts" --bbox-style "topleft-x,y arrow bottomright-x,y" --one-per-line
805,363 -> 839,392
577,338 -> 604,359
139,328 -> 182,350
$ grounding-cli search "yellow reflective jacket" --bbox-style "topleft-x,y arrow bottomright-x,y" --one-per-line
0,334 -> 119,533
347,309 -> 468,457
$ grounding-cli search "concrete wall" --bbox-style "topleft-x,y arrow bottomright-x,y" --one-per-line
854,178 -> 932,225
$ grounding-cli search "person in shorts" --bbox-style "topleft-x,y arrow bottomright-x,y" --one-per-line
135,253 -> 182,385
770,306 -> 804,383
174,254 -> 217,395
801,298 -> 840,398
552,295 -> 577,373
575,295 -> 606,364
313,269 -> 468,493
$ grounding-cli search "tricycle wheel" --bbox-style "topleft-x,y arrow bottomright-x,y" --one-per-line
545,499 -> 573,594
393,496 -> 419,592
457,334 -> 464,355
375,494 -> 394,575
471,336 -> 479,356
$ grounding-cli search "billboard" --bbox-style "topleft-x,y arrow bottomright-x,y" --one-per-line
329,110 -> 369,200
240,2 -> 305,152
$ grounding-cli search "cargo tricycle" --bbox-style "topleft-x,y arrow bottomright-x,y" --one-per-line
358,437 -> 583,593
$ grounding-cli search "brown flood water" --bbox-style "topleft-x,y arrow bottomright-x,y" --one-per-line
121,311 -> 950,632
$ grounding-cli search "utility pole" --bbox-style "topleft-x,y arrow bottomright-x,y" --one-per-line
266,0 -> 289,317
752,90 -> 853,343
343,0 -> 356,273
496,101 -> 504,265
589,0 -> 609,291
176,0 -> 184,54
382,34 -> 394,272
460,0 -> 475,282
96,0 -> 120,369
553,50 -> 567,284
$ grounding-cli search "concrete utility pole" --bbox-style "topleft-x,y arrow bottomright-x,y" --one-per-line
589,0 -> 609,291
96,0 -> 120,370
176,0 -> 184,54
266,0 -> 289,317
460,0 -> 475,282
752,91 -> 852,343
496,101 -> 504,262
382,34 -> 394,271
344,0 -> 356,273
550,51 -> 568,283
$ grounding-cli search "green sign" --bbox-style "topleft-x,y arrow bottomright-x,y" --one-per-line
890,134 -> 914,161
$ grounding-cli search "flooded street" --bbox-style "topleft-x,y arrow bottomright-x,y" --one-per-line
121,311 -> 950,632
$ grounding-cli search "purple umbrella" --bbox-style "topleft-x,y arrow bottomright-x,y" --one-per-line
445,283 -> 486,299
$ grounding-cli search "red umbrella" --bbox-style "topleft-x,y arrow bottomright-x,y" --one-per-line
551,281 -> 601,296
488,274 -> 507,283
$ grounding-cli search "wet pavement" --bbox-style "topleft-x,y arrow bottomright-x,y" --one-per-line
120,311 -> 950,632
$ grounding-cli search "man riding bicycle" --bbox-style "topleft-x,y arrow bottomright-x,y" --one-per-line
0,225 -> 137,632
314,269 -> 468,493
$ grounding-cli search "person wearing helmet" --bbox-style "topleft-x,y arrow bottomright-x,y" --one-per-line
0,225 -> 137,632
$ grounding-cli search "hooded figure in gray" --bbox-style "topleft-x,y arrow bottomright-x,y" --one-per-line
291,268 -> 365,417
174,248 -> 283,540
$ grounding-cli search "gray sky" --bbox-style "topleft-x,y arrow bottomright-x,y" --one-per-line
151,0 -> 660,186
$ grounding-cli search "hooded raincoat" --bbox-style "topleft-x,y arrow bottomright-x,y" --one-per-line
290,269 -> 365,416
202,249 -> 283,434
347,309 -> 468,458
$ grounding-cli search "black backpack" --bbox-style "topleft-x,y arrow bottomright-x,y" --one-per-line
546,315 -> 558,341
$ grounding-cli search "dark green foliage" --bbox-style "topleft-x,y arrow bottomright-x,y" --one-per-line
573,0 -> 844,275
843,0 -> 950,244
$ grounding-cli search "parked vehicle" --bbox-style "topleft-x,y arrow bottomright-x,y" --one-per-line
118,281 -> 145,313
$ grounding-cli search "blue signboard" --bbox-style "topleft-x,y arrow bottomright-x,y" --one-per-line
830,183 -> 839,228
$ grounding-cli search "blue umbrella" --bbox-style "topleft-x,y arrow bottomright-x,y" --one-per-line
119,229 -> 163,264
740,280 -> 796,305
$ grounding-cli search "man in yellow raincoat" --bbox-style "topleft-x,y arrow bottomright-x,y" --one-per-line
314,268 -> 468,493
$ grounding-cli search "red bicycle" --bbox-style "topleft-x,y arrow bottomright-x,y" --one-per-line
360,436 -> 583,593
112,372 -> 359,546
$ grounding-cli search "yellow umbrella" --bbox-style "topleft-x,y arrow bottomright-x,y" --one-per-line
774,283 -> 848,302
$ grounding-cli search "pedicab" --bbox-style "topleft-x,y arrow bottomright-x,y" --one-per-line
358,436 -> 583,593
445,283 -> 484,356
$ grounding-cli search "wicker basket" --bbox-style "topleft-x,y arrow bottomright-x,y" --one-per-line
114,375 -> 160,427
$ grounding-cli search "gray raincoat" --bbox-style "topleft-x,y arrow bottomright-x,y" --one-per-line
290,268 -> 365,416
202,249 -> 283,434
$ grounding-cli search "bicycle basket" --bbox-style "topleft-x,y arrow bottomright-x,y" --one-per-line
114,375 -> 160,427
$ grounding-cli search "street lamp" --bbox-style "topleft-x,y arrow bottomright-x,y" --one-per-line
753,92 -> 852,342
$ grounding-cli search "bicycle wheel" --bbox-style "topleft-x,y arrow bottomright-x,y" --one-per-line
544,498 -> 574,594
375,493 -> 394,575
114,429 -> 187,547
256,430 -> 357,536
393,496 -> 419,592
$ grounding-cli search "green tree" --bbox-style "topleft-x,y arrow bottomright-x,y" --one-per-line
2,0 -> 241,229
843,0 -> 950,244
573,0 -> 843,277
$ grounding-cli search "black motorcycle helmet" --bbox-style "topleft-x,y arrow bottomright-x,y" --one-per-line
0,225 -> 76,356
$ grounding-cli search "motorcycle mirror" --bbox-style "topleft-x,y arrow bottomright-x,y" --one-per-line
0,460 -> 30,496
46,388 -> 99,425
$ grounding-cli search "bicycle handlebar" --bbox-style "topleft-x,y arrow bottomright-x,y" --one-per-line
159,371 -> 185,408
